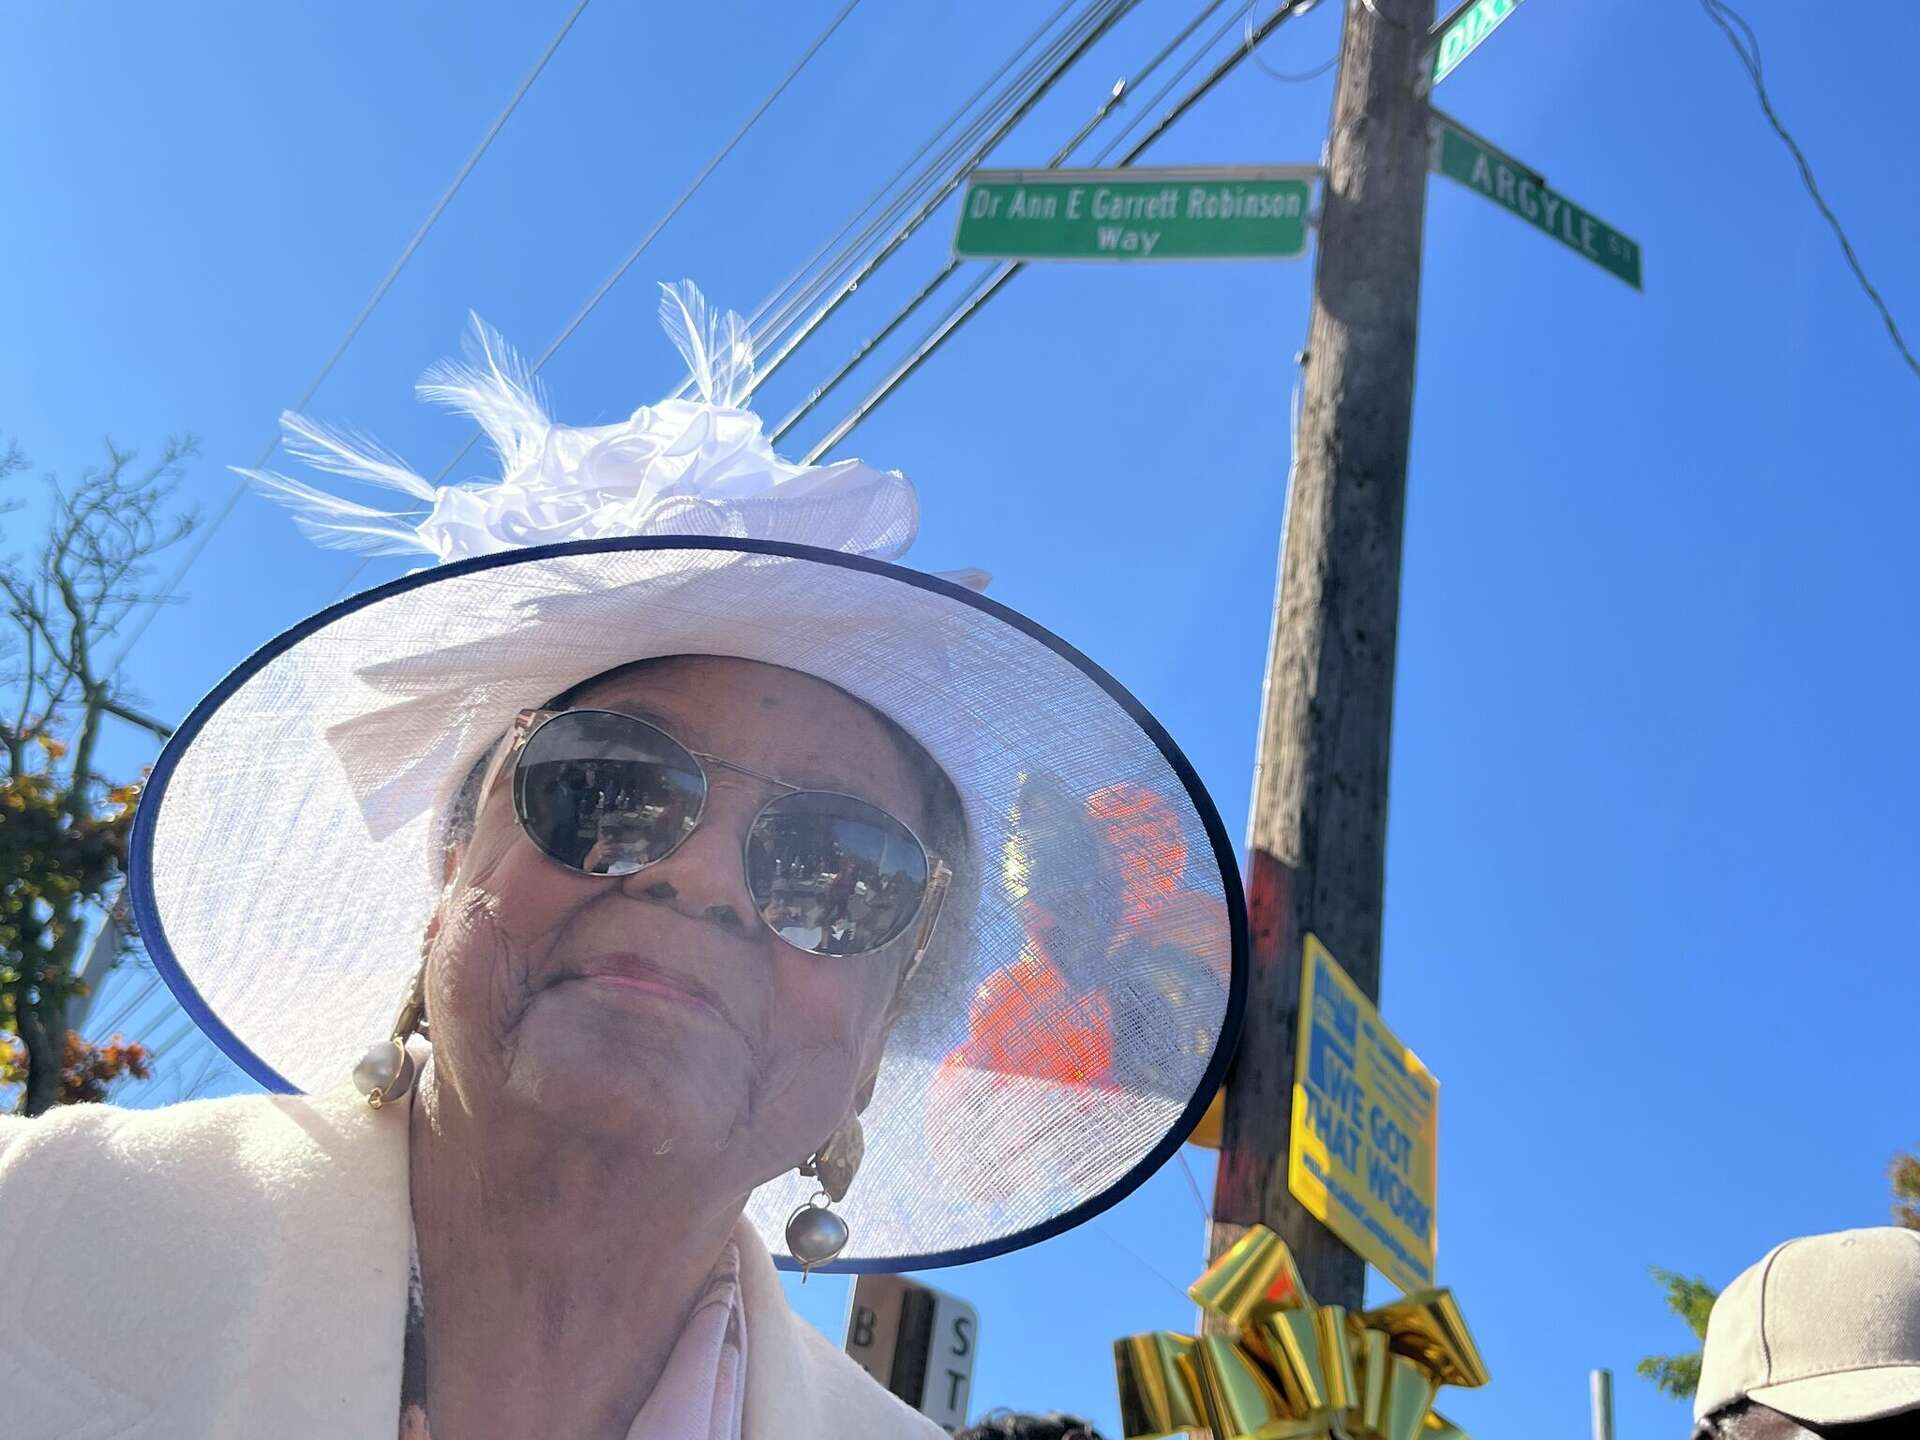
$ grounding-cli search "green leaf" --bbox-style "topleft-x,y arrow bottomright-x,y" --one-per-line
1636,1352 -> 1704,1399
1638,1266 -> 1719,1401
1892,1151 -> 1920,1231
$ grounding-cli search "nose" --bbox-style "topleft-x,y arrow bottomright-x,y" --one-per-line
618,785 -> 761,932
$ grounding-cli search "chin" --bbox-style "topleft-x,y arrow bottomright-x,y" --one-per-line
504,989 -> 753,1152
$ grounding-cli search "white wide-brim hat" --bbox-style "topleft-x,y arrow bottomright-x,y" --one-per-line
129,285 -> 1247,1273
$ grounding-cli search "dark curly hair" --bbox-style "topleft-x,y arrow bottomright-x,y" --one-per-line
1695,1399 -> 1920,1439
951,1412 -> 1106,1440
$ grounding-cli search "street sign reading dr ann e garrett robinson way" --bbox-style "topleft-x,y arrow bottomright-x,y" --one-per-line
954,166 -> 1315,263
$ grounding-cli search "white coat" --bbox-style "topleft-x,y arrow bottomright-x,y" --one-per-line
0,1085 -> 946,1440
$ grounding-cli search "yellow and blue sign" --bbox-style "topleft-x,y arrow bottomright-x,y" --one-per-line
1287,934 -> 1439,1296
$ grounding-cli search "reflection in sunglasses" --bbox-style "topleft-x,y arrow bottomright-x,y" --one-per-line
514,710 -> 934,957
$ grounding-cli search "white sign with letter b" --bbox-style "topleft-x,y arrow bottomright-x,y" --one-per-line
844,1274 -> 980,1428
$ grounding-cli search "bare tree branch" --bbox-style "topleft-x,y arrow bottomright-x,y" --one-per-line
99,697 -> 174,740
1,433 -> 198,1114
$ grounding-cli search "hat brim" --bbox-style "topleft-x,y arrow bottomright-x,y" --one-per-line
130,537 -> 1247,1273
1747,1366 -> 1920,1426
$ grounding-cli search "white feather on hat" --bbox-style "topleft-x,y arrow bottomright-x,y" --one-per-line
132,281 -> 1245,1272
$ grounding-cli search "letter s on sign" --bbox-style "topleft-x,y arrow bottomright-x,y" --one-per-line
950,1315 -> 974,1358
851,1306 -> 877,1348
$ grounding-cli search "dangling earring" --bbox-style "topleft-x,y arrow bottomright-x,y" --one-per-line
785,1113 -> 863,1280
354,961 -> 428,1110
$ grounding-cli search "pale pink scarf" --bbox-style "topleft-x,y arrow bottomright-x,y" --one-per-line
401,1236 -> 748,1440
630,1241 -> 750,1440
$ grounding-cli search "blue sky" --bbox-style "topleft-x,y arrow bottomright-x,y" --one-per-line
6,2 -> 1919,1435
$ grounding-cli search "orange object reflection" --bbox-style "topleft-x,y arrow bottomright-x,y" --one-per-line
958,955 -> 1115,1086
1087,782 -> 1188,927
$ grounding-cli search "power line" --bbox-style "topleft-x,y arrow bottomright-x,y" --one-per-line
86,968 -> 164,1042
1251,48 -> 1337,82
422,0 -> 870,490
684,0 -> 1095,402
802,0 -> 1318,461
1089,0 -> 1265,164
741,0 -> 1144,400
771,0 -> 1240,441
739,0 -> 1145,381
142,1017 -> 200,1065
800,262 -> 1014,464
1090,1220 -> 1201,1305
119,1044 -> 227,1106
1699,0 -> 1920,385
1174,1148 -> 1212,1223
720,0 -> 1136,410
1245,0 -> 1336,82
733,0 -> 1083,339
322,0 -> 873,605
770,61 -> 1131,438
107,0 -> 597,674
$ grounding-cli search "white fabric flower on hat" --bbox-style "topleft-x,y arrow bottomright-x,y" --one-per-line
238,280 -> 922,567
138,279 -> 1239,1271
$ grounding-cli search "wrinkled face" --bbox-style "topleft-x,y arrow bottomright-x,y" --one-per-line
425,656 -> 929,1190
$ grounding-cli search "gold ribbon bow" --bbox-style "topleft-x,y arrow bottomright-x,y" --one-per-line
1112,1226 -> 1487,1440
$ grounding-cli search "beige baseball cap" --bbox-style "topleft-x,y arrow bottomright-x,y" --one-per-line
1693,1227 -> 1920,1429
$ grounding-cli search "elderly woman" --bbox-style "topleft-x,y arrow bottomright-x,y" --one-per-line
0,285 -> 1244,1440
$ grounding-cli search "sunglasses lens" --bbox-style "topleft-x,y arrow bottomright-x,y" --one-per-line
516,712 -> 705,875
747,792 -> 930,956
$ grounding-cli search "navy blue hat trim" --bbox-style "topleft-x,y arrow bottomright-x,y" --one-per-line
127,535 -> 1247,1274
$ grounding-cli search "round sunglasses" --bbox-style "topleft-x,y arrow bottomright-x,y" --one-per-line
489,707 -> 950,961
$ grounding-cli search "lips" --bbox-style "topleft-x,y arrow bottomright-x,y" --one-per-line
571,956 -> 738,1033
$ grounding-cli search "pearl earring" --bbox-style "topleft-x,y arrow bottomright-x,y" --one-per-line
785,1113 -> 863,1279
354,962 -> 427,1110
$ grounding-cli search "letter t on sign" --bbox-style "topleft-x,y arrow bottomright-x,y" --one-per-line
925,1288 -> 981,1429
844,1275 -> 981,1430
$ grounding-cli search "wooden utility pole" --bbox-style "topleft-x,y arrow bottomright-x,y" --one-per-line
1206,0 -> 1435,1309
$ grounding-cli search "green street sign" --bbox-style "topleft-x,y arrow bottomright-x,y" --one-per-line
953,167 -> 1314,263
1430,0 -> 1522,86
1432,119 -> 1643,290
